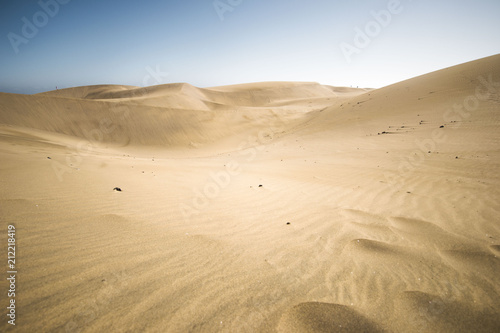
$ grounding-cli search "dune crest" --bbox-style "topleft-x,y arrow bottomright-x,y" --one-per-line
0,81 -> 358,150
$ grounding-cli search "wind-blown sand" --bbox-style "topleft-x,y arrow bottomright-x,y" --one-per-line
1,54 -> 499,332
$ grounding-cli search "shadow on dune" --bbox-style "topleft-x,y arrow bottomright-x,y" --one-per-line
277,302 -> 384,333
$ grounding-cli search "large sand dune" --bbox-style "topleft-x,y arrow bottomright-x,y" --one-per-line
1,54 -> 499,332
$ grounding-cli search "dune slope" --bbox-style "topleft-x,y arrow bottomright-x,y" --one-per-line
1,55 -> 500,332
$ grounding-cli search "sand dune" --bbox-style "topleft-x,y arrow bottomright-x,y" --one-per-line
0,81 -> 351,151
1,54 -> 499,332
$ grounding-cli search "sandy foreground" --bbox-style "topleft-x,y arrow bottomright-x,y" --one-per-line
1,55 -> 500,332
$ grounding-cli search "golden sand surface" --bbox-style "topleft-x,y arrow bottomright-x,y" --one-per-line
1,55 -> 499,332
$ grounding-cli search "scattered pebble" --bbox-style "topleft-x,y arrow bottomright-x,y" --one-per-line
258,184 -> 263,187
113,187 -> 122,192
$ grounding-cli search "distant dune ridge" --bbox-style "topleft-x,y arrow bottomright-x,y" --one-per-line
0,54 -> 499,332
0,81 -> 353,149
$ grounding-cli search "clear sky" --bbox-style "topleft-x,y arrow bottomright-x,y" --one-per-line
1,0 -> 499,94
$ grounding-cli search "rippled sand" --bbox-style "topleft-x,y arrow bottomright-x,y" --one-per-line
1,54 -> 499,332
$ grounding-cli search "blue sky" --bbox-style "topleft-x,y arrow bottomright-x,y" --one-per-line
1,0 -> 499,94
